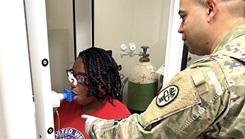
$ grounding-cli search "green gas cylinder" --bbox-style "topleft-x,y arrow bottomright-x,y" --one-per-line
127,46 -> 158,112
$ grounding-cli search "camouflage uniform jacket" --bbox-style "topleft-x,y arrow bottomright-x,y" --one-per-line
88,25 -> 245,139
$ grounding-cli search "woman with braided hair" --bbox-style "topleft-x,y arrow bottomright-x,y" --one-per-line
54,47 -> 130,139
82,0 -> 245,139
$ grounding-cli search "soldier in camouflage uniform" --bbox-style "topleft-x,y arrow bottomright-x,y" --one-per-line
82,0 -> 245,138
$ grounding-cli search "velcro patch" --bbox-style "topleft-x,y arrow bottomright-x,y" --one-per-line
141,70 -> 201,128
191,68 -> 208,95
191,68 -> 205,86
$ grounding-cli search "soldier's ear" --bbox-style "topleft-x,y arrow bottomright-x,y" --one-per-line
205,0 -> 218,22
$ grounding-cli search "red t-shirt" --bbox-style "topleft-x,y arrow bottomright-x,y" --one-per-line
54,99 -> 130,139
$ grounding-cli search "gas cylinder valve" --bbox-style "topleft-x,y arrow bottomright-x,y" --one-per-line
120,42 -> 142,58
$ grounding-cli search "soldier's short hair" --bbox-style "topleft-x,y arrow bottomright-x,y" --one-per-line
193,0 -> 234,5
193,0 -> 205,5
193,0 -> 245,18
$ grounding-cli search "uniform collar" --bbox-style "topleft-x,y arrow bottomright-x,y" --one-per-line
213,25 -> 245,53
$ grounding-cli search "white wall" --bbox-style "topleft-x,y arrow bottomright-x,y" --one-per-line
0,1 -> 37,138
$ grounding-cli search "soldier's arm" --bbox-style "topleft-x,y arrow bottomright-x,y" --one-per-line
84,66 -> 228,139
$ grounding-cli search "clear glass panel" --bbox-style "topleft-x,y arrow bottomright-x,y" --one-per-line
46,0 -> 75,92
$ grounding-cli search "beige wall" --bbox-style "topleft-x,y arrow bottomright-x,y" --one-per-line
94,0 -> 171,103
94,0 -> 170,74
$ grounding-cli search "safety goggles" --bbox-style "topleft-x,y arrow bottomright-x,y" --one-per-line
66,69 -> 86,85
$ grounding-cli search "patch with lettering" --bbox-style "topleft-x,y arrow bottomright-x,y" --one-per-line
156,85 -> 179,107
55,128 -> 85,139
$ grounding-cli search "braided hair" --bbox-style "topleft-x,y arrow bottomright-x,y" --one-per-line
78,47 -> 122,104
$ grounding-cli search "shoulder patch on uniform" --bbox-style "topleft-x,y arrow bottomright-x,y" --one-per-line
141,70 -> 201,128
156,85 -> 179,107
